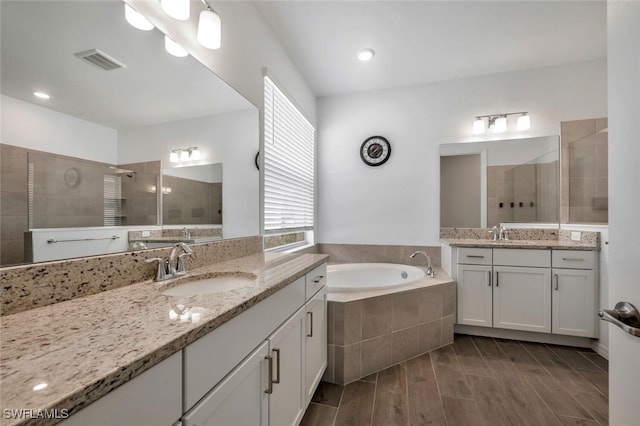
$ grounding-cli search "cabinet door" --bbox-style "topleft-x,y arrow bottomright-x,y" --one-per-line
182,341 -> 269,426
493,266 -> 551,333
457,264 -> 493,327
305,287 -> 327,405
269,308 -> 305,426
552,269 -> 597,337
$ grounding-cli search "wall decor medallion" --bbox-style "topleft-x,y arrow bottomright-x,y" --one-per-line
360,136 -> 391,167
63,167 -> 81,188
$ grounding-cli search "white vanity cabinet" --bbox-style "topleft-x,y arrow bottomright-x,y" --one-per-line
62,351 -> 182,426
456,248 -> 493,327
182,263 -> 327,426
552,251 -> 597,338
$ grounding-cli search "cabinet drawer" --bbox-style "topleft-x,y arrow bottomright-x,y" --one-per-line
493,249 -> 550,268
305,263 -> 327,300
552,250 -> 595,270
458,248 -> 492,265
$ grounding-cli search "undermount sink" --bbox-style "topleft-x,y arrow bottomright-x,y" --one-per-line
161,272 -> 258,297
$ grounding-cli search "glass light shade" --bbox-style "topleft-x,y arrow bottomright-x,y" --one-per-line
197,10 -> 221,50
165,35 -> 188,57
494,116 -> 507,132
358,48 -> 375,61
124,4 -> 154,31
161,0 -> 189,20
516,114 -> 531,131
180,150 -> 190,161
169,152 -> 179,162
472,118 -> 485,134
191,148 -> 201,160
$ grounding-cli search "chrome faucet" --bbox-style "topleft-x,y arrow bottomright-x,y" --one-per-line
489,226 -> 499,241
410,250 -> 435,278
169,242 -> 193,276
499,226 -> 509,241
489,225 -> 509,241
182,227 -> 191,239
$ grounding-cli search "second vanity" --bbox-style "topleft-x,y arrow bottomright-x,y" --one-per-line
0,252 -> 328,426
442,234 -> 600,342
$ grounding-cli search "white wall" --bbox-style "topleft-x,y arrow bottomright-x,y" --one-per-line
118,109 -> 260,239
607,1 -> 640,423
127,0 -> 316,126
317,59 -> 607,245
1,94 -> 118,163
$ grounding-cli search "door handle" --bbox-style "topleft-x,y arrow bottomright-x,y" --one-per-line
554,274 -> 559,291
488,270 -> 492,287
265,355 -> 274,394
307,311 -> 314,337
272,348 -> 281,384
599,301 -> 640,337
495,271 -> 499,287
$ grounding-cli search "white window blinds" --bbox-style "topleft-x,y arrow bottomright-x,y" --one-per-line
264,76 -> 315,233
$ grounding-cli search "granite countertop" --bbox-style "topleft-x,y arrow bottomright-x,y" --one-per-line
441,238 -> 598,250
0,252 -> 328,426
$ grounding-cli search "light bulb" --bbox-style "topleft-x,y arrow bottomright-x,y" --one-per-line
358,48 -> 375,62
180,150 -> 190,161
197,10 -> 221,50
494,116 -> 507,132
472,118 -> 485,134
165,35 -> 188,57
124,4 -> 154,31
161,0 -> 189,21
517,114 -> 531,131
170,151 -> 179,162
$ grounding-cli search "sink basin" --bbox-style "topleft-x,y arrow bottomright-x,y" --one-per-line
161,272 -> 257,297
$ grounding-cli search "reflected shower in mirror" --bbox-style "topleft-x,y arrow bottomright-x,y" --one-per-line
440,136 -> 560,229
0,1 -> 258,266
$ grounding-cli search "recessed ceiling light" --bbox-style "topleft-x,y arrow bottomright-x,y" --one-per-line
358,48 -> 375,62
33,92 -> 50,99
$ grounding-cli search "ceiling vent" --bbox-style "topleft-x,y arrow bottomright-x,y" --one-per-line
74,48 -> 126,71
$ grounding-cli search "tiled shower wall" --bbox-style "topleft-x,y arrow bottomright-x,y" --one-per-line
0,144 -> 28,265
162,175 -> 222,225
119,161 -> 160,226
561,118 -> 608,224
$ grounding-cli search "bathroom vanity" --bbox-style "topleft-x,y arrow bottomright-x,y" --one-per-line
442,232 -> 600,344
0,251 -> 328,426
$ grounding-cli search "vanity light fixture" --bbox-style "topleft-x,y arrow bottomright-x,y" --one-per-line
164,35 -> 189,57
170,147 -> 201,162
358,48 -> 375,62
124,4 -> 154,31
472,112 -> 530,134
161,0 -> 190,21
197,0 -> 221,50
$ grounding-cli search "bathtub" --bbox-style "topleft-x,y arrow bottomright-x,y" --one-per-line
327,263 -> 425,292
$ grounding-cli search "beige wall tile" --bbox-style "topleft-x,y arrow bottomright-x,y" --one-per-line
392,290 -> 420,331
392,326 -> 419,364
442,282 -> 456,317
323,344 -> 335,383
361,334 -> 392,377
327,302 -> 336,345
362,295 -> 392,339
442,315 -> 455,345
418,285 -> 443,323
418,319 -> 443,353
335,343 -> 362,385
335,301 -> 362,346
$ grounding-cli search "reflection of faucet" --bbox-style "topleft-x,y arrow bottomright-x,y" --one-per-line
499,226 -> 509,241
169,242 -> 193,276
489,226 -> 499,241
410,250 -> 435,278
182,227 -> 191,239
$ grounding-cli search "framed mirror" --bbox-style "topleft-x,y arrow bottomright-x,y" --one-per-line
439,136 -> 560,229
0,1 -> 259,265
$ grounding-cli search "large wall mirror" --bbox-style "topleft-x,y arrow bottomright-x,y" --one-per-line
440,136 -> 560,229
0,1 -> 259,265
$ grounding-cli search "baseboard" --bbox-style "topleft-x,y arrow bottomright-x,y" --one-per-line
590,340 -> 609,360
455,324 -> 596,348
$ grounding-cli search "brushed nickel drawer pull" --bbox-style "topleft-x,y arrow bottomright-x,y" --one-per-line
467,255 -> 485,258
495,272 -> 499,287
272,348 -> 281,384
313,275 -> 324,283
554,274 -> 559,290
488,271 -> 492,287
307,312 -> 314,337
265,355 -> 274,394
562,257 -> 584,261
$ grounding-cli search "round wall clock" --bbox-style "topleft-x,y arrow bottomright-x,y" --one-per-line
64,167 -> 81,188
360,136 -> 391,167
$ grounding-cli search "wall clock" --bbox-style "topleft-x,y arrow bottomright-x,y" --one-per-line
360,136 -> 391,167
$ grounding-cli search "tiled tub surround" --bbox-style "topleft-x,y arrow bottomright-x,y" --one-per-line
0,236 -> 263,316
0,251 -> 328,426
440,227 -> 600,250
324,271 -> 455,385
315,243 -> 442,267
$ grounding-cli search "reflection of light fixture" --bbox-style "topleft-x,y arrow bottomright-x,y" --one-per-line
197,1 -> 221,50
33,383 -> 48,391
164,35 -> 188,57
170,147 -> 202,163
33,91 -> 50,99
161,0 -> 190,20
124,4 -> 154,31
472,112 -> 530,134
358,48 -> 375,62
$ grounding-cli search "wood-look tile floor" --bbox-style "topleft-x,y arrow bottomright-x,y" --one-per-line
302,334 -> 608,426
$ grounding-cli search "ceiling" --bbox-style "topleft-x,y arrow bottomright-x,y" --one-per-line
253,0 -> 607,97
0,1 -> 253,130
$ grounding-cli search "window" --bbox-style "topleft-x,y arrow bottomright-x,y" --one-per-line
263,76 -> 315,235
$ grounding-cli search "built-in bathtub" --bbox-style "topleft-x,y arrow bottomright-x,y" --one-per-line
324,262 -> 456,385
